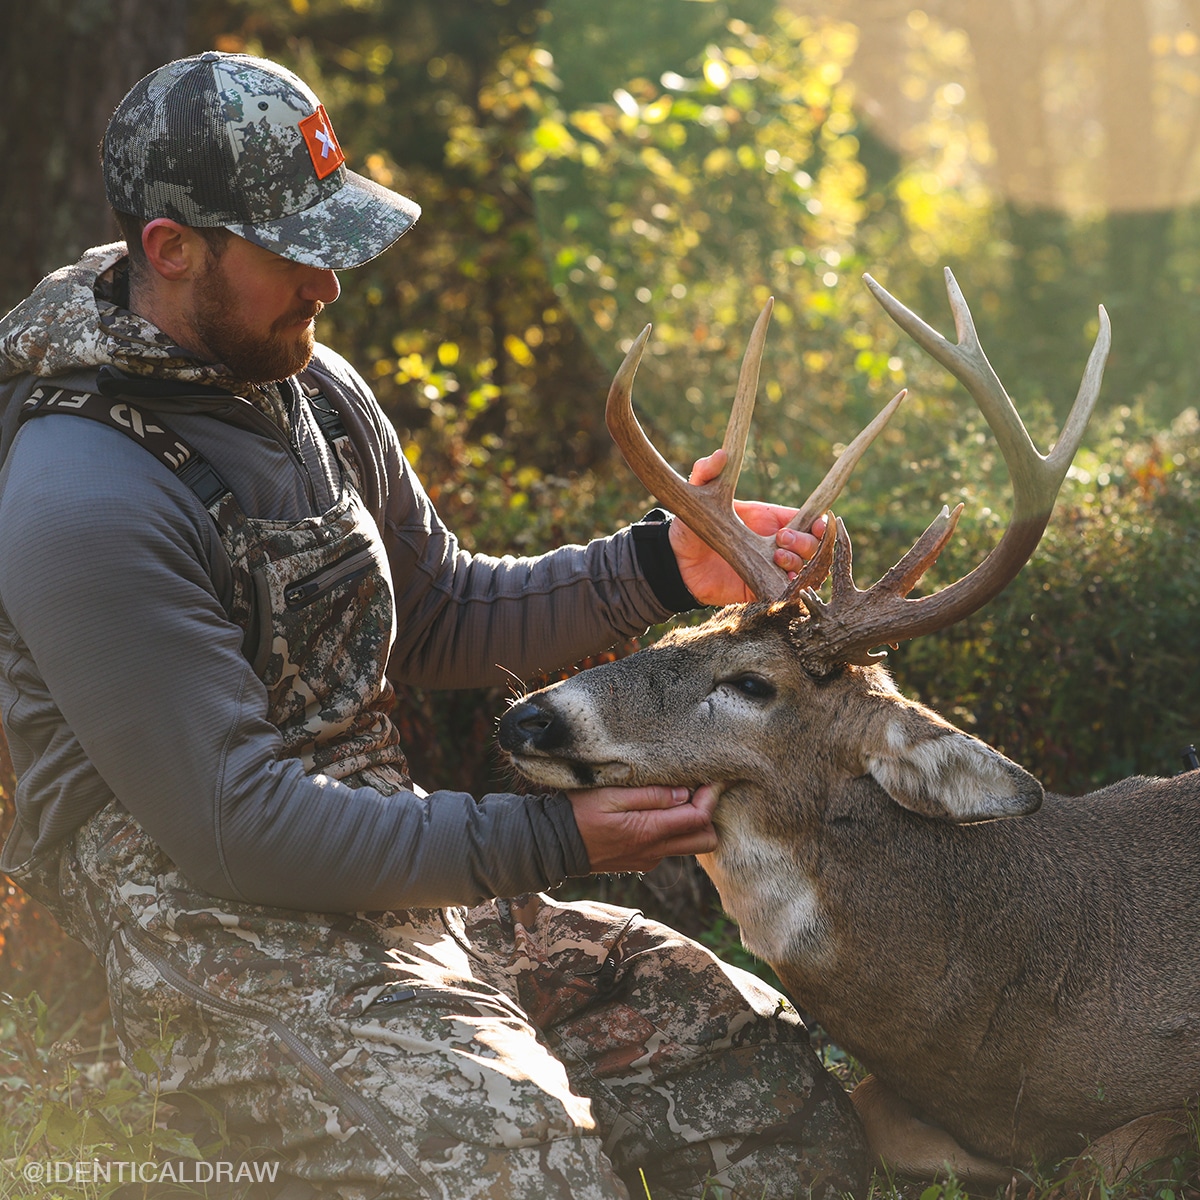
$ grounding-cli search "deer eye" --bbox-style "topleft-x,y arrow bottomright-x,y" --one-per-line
723,673 -> 776,701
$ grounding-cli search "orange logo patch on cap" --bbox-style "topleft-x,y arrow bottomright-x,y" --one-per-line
299,105 -> 346,179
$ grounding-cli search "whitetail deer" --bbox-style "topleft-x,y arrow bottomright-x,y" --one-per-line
499,272 -> 1200,1187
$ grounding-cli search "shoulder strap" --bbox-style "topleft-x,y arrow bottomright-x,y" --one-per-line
19,384 -> 233,509
297,372 -> 365,493
20,377 -> 357,507
19,379 -> 358,670
18,385 -> 256,659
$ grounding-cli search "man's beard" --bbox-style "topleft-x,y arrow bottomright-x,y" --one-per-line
190,255 -> 322,384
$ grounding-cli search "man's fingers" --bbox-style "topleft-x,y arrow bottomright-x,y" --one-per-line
689,783 -> 721,820
655,790 -> 720,857
774,528 -> 818,570
643,794 -> 714,836
688,448 -> 727,486
597,785 -> 691,812
620,812 -> 718,866
569,782 -> 721,873
596,784 -> 719,820
656,828 -> 719,859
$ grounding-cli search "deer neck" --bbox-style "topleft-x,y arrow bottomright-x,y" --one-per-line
698,781 -> 833,968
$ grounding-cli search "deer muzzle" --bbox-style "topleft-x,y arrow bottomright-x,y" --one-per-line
499,698 -> 570,753
499,696 -> 633,788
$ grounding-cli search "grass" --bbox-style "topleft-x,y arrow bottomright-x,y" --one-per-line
0,989 -> 292,1200
1,985 -> 1195,1200
0,991 -> 208,1200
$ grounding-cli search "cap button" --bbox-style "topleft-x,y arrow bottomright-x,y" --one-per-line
200,50 -> 222,62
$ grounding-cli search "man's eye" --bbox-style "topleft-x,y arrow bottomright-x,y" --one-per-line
723,674 -> 776,701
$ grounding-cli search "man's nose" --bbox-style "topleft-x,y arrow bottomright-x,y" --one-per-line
301,267 -> 340,305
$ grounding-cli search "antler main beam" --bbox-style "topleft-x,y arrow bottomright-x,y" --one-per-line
606,299 -> 905,601
792,268 -> 1111,674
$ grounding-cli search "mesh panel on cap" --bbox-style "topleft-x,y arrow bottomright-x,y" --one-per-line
146,64 -> 240,224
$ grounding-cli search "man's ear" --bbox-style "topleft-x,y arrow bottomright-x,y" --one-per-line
141,218 -> 205,282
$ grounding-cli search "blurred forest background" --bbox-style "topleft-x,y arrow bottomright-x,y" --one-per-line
1,0 -> 1199,1161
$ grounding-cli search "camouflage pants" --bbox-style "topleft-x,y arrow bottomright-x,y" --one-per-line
18,801 -> 869,1200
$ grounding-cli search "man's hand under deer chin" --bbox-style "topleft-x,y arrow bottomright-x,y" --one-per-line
670,449 -> 828,606
568,783 -> 721,874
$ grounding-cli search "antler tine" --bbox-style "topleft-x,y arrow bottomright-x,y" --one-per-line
780,511 -> 838,603
874,503 -> 965,599
606,310 -> 786,600
788,387 -> 907,534
865,268 -> 1110,524
792,271 -> 1110,674
607,302 -> 907,602
715,297 -> 774,511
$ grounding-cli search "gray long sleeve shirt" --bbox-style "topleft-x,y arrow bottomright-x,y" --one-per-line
0,246 -> 681,911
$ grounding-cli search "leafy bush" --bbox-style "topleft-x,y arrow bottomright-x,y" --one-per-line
0,994 -> 207,1200
889,402 -> 1200,791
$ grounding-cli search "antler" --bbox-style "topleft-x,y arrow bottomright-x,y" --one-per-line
606,298 -> 906,600
790,267 -> 1111,675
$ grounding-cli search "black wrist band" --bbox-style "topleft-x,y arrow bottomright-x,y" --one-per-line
630,508 -> 699,613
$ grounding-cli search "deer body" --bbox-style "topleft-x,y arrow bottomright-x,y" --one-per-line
773,775 -> 1200,1165
499,607 -> 1200,1167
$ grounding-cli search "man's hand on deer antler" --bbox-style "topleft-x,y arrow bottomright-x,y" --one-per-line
669,449 -> 828,605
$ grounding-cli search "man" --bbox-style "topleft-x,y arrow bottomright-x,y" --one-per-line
0,53 -> 869,1200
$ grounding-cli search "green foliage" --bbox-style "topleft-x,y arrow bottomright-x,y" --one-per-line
890,402 -> 1200,790
917,1172 -> 970,1200
529,8 -> 892,487
0,995 -> 219,1200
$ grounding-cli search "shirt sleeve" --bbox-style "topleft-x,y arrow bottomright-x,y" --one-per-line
0,416 -> 591,912
308,352 -> 681,690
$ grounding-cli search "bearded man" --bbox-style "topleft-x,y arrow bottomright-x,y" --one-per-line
0,52 -> 869,1200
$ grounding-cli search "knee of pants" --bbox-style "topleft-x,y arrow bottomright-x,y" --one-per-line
630,1066 -> 873,1200
106,930 -> 599,1156
343,989 -> 600,1149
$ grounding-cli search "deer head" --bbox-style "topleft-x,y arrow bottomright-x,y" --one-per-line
502,271 -> 1109,838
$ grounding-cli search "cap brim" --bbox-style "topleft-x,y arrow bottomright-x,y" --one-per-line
225,171 -> 421,270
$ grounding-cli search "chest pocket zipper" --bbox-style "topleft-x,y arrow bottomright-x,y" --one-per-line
242,543 -> 380,678
283,544 -> 377,610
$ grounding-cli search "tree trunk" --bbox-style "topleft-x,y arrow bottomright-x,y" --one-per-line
945,0 -> 1056,207
0,0 -> 190,316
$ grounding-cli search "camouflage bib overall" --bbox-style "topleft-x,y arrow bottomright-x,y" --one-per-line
7,388 -> 868,1200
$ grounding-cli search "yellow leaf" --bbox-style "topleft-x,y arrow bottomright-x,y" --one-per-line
703,147 -> 734,176
569,110 -> 615,145
642,97 -> 672,125
533,119 -> 577,154
504,335 -> 535,367
703,59 -> 731,89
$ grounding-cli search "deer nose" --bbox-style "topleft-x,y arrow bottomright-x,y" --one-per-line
499,700 -> 569,752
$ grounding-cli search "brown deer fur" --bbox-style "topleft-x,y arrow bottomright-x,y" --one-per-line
499,600 -> 1200,1178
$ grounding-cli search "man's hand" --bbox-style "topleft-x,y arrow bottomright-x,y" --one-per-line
569,783 -> 720,874
669,449 -> 828,606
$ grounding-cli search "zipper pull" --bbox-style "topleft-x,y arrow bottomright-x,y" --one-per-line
285,580 -> 319,606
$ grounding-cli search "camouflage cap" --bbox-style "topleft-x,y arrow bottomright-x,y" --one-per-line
103,52 -> 420,270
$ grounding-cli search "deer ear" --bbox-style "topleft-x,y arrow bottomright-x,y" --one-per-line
863,703 -> 1043,823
